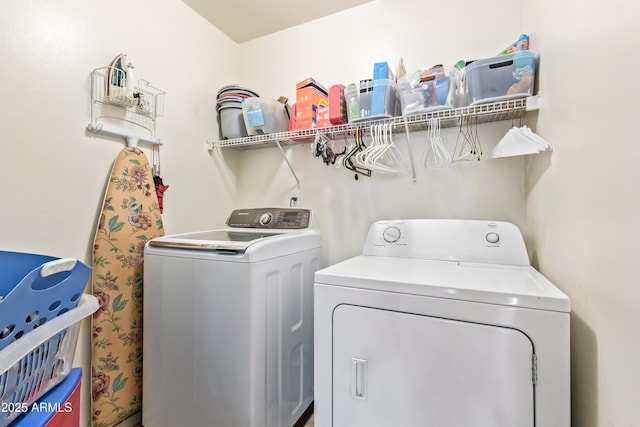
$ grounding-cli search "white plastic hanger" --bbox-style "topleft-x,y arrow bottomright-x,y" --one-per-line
424,117 -> 451,168
492,125 -> 552,158
366,123 -> 409,175
350,123 -> 406,176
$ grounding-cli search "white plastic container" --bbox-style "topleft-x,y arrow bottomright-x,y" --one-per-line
241,98 -> 289,136
465,51 -> 537,105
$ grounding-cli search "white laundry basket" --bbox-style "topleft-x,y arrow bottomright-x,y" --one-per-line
0,295 -> 98,427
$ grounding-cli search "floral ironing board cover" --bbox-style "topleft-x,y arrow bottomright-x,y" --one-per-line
91,147 -> 164,427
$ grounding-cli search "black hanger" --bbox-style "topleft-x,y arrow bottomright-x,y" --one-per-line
343,127 -> 372,179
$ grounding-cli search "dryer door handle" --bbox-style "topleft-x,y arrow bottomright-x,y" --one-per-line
350,358 -> 368,401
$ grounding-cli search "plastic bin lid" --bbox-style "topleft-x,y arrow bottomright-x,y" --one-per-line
217,85 -> 259,98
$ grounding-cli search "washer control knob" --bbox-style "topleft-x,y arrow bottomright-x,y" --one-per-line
259,212 -> 273,226
383,226 -> 401,243
486,232 -> 500,244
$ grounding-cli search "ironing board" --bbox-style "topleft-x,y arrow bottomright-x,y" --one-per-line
91,147 -> 164,427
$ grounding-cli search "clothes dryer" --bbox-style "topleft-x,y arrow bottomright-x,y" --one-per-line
314,219 -> 570,427
143,208 -> 321,427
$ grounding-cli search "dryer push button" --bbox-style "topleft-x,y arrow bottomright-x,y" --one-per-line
486,232 -> 500,244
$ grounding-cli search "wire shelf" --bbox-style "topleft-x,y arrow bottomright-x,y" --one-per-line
211,97 -> 537,150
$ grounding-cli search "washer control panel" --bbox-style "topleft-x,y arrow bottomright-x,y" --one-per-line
227,208 -> 312,229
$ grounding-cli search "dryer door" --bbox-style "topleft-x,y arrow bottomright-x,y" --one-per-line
332,305 -> 534,427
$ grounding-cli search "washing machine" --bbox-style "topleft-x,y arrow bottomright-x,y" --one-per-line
314,219 -> 570,427
142,208 -> 321,427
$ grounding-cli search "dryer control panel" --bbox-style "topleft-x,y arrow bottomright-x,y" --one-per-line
226,208 -> 312,229
363,219 -> 530,266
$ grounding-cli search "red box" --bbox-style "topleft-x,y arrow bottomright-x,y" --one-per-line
329,84 -> 347,125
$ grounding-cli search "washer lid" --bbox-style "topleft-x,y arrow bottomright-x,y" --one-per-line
148,208 -> 318,254
146,227 -> 321,262
147,229 -> 284,253
315,255 -> 570,312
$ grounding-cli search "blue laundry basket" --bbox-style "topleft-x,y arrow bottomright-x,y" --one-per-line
0,250 -> 91,352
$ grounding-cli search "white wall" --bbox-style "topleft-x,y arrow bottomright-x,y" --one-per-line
524,1 -> 640,426
0,0 -> 240,425
237,0 -> 528,264
237,0 -> 640,425
3,0 -> 638,426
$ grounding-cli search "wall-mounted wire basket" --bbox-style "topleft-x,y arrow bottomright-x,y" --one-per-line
89,67 -> 166,146
91,66 -> 165,119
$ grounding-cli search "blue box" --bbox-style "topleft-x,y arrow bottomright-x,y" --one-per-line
372,62 -> 395,116
373,61 -> 394,80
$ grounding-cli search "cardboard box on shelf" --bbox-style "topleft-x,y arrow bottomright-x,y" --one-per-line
295,77 -> 328,130
373,61 -> 395,81
316,104 -> 331,128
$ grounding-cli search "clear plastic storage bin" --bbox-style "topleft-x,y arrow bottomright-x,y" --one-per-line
465,51 -> 537,105
346,79 -> 398,122
398,66 -> 459,115
0,295 -> 98,427
241,98 -> 289,136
